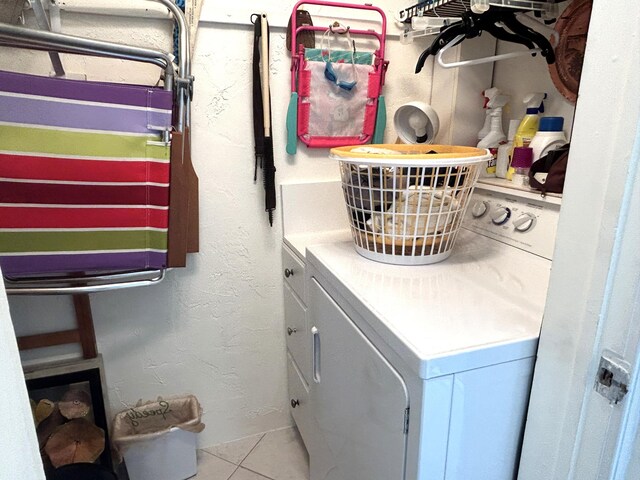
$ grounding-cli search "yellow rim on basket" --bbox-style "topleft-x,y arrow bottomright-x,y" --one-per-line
330,144 -> 491,165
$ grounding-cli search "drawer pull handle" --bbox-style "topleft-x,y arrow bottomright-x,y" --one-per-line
291,399 -> 300,408
287,327 -> 297,336
312,326 -> 321,384
284,268 -> 294,278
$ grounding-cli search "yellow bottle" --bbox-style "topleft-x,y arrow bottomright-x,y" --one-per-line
508,93 -> 546,180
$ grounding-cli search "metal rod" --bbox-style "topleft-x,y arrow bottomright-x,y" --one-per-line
4,269 -> 168,286
0,23 -> 174,79
29,0 -> 66,76
5,270 -> 166,295
1,39 -> 170,70
149,0 -> 190,130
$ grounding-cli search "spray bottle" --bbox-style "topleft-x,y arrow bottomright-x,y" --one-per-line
513,93 -> 546,149
496,119 -> 520,179
477,88 -> 500,143
477,94 -> 509,177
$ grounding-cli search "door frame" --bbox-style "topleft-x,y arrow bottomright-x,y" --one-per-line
518,0 -> 640,478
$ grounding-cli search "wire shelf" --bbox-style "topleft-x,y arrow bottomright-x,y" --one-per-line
397,0 -> 559,24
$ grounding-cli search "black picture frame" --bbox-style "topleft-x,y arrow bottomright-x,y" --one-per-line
26,366 -> 113,475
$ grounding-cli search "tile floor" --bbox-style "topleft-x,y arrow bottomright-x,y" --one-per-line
194,427 -> 309,480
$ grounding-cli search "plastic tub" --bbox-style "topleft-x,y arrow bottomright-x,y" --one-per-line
331,144 -> 489,265
122,427 -> 197,480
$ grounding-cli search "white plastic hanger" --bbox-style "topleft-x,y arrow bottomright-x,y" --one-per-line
436,33 -> 543,69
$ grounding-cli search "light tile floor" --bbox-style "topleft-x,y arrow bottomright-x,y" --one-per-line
194,427 -> 309,480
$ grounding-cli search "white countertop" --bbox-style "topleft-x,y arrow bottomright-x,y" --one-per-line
284,229 -> 352,261
281,180 -> 352,261
306,229 -> 552,379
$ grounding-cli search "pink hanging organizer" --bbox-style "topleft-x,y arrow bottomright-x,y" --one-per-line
286,1 -> 389,154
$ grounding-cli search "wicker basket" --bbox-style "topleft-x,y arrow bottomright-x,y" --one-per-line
331,144 -> 490,265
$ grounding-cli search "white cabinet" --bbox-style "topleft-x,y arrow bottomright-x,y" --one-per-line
282,245 -> 306,303
308,278 -> 409,480
284,282 -> 310,381
282,244 -> 313,450
280,178 -> 352,456
286,351 -> 312,445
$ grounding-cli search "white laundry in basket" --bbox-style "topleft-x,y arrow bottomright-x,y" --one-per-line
367,186 -> 461,237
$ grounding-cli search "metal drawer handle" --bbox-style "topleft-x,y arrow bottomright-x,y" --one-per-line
284,268 -> 294,278
287,327 -> 297,336
291,399 -> 300,408
312,326 -> 321,384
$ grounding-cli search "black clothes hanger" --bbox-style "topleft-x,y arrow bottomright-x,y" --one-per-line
498,12 -> 555,62
415,22 -> 467,73
415,8 -> 555,73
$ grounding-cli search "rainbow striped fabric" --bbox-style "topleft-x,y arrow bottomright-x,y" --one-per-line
0,70 -> 173,277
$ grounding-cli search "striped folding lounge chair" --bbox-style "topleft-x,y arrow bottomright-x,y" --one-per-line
0,70 -> 174,279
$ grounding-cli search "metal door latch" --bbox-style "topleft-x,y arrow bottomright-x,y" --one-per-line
594,350 -> 631,405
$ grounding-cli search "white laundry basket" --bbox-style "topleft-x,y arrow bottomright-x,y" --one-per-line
331,144 -> 490,265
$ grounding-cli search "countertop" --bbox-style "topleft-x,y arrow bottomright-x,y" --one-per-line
306,228 -> 552,379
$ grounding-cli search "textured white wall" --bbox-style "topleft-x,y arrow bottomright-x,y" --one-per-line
4,2 -> 431,447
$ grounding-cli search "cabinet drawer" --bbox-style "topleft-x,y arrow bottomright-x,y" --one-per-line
284,283 -> 310,382
287,353 -> 311,448
282,245 -> 305,303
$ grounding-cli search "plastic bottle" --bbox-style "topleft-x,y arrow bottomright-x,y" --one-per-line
477,88 -> 500,142
496,119 -> 519,179
477,94 -> 509,177
513,93 -> 547,149
511,147 -> 533,188
529,116 -> 567,162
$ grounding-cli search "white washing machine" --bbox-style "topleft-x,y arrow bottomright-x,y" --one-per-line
303,181 -> 561,480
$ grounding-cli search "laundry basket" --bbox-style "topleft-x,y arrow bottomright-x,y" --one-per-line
332,144 -> 490,265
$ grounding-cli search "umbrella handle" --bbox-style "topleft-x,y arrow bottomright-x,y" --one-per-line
286,92 -> 298,155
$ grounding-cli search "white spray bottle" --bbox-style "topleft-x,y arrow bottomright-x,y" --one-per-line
477,94 -> 509,177
477,87 -> 500,142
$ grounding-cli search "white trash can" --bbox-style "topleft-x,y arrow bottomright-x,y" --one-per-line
112,395 -> 204,480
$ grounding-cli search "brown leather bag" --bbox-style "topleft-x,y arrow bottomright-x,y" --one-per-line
528,143 -> 570,194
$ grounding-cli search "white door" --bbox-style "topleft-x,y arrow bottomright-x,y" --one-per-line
0,273 -> 45,479
308,278 -> 409,480
518,0 -> 640,478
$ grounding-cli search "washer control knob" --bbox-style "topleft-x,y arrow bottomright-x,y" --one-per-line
471,201 -> 489,218
491,207 -> 511,225
513,213 -> 536,232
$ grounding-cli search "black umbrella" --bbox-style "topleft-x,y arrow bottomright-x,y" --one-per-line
252,13 -> 276,226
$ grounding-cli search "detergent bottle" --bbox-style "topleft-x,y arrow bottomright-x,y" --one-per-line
477,94 -> 509,177
513,93 -> 546,149
529,116 -> 567,162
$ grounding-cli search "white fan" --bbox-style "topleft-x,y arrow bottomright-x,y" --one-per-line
393,102 -> 440,144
